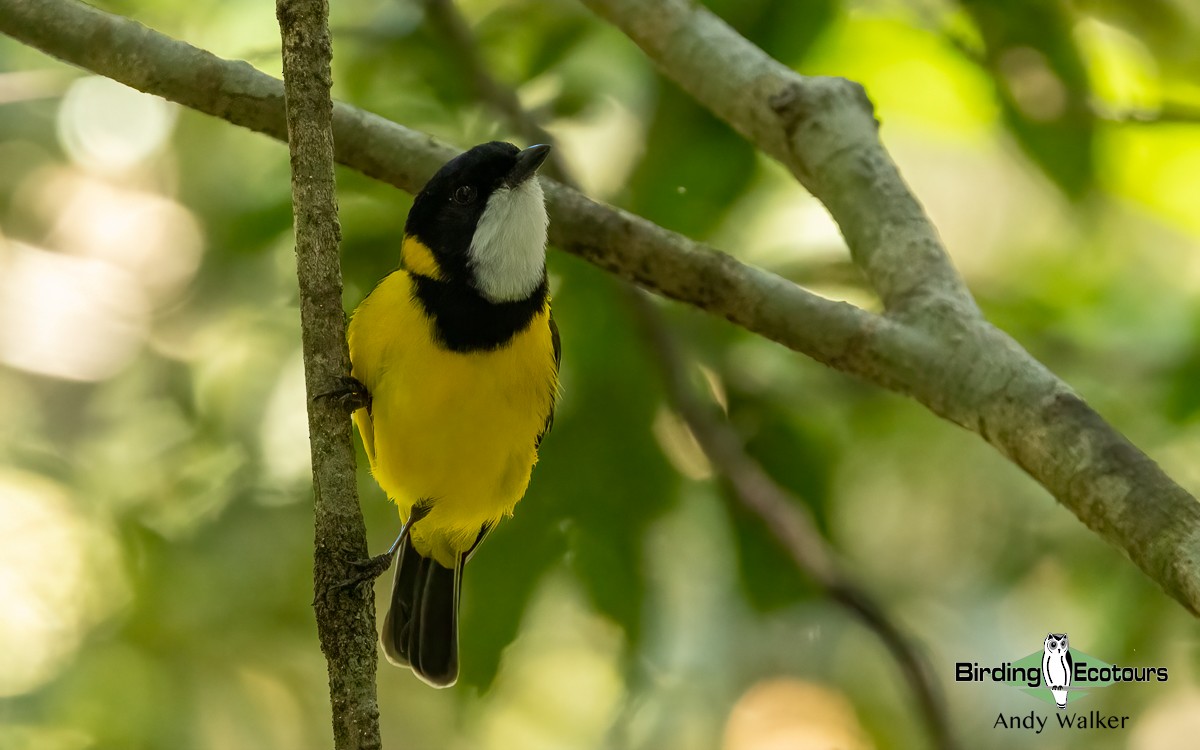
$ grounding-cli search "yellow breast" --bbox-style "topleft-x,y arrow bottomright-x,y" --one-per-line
347,269 -> 557,566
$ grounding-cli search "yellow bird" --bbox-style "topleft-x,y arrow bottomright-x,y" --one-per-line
345,142 -> 560,687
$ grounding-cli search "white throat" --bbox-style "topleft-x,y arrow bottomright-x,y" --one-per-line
468,178 -> 548,302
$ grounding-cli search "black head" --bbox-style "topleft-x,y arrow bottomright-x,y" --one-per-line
405,142 -> 551,299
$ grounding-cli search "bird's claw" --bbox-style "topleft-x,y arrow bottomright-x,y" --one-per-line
315,375 -> 371,413
327,548 -> 398,597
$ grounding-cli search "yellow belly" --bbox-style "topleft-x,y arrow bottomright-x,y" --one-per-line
347,271 -> 557,566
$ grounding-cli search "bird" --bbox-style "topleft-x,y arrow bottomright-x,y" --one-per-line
343,141 -> 560,687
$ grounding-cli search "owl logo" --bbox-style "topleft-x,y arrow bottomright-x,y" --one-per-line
1042,633 -> 1072,709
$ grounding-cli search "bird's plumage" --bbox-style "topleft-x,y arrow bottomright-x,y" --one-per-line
346,142 -> 559,687
349,260 -> 558,564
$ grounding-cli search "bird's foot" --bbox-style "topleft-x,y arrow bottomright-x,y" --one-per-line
314,375 -> 371,413
325,548 -> 399,598
320,504 -> 429,599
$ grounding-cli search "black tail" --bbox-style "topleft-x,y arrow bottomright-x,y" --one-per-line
381,535 -> 462,687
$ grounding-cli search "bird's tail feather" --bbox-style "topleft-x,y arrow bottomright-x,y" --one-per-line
381,535 -> 462,688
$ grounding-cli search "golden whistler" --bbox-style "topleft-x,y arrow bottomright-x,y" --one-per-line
344,143 -> 560,687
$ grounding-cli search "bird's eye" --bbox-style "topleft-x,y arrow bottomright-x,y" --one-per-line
452,185 -> 476,205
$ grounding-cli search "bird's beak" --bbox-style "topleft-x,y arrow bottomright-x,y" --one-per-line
506,144 -> 551,187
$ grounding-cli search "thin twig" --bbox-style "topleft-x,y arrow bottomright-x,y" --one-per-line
420,0 -> 579,187
4,0 -> 1200,629
276,0 -> 381,747
629,290 -> 956,750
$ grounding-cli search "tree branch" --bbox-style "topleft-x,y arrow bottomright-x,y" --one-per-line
276,0 -> 380,747
431,8 -> 953,742
420,0 -> 577,186
576,0 -> 1200,616
631,291 -> 956,749
4,0 -> 1200,623
0,0 -> 882,379
578,0 -> 976,319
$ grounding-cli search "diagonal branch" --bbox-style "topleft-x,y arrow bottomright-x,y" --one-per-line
0,0 -> 883,381
577,0 -> 1200,618
578,0 -> 976,319
429,6 -> 952,741
276,0 -> 380,746
420,0 -> 578,187
4,0 -> 1200,623
631,291 -> 956,750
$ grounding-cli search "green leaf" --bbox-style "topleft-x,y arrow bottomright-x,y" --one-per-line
733,0 -> 838,65
628,87 -> 757,239
724,389 -> 835,611
458,492 -> 567,689
542,256 -> 678,650
960,0 -> 1097,196
1162,315 -> 1200,423
461,256 -> 678,686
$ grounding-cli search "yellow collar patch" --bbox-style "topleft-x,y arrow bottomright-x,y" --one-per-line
401,236 -> 444,280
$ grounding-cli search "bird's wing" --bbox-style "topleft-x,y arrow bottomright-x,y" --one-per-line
353,405 -> 377,468
535,312 -> 561,449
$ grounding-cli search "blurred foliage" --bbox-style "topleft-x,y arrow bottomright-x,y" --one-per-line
959,0 -> 1097,196
2,0 -> 1200,749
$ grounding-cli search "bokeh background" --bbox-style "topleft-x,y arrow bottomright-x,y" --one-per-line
2,0 -> 1200,748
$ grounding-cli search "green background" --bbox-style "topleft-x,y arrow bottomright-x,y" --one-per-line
2,0 -> 1200,748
